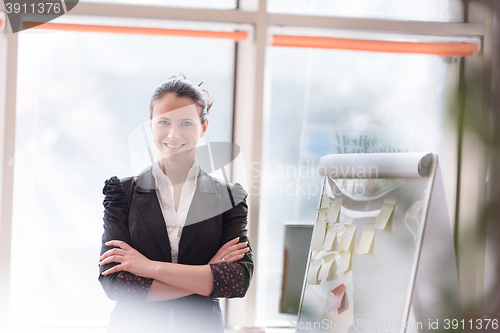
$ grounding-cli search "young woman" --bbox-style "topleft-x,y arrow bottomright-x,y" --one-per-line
98,76 -> 253,333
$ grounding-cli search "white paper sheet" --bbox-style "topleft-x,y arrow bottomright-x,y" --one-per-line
318,152 -> 430,178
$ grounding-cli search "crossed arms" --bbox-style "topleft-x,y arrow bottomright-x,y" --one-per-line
98,176 -> 253,303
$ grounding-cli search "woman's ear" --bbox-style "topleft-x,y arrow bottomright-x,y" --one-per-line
200,118 -> 209,137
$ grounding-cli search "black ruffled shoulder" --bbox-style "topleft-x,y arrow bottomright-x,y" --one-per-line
102,176 -> 129,216
230,182 -> 248,207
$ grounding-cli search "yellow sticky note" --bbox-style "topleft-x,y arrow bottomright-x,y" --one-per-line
356,227 -> 375,254
326,197 -> 343,223
318,252 -> 336,281
311,212 -> 327,251
338,224 -> 356,251
306,258 -> 322,285
336,250 -> 351,274
320,196 -> 331,209
317,207 -> 329,215
323,224 -> 338,251
385,197 -> 397,206
374,197 -> 396,230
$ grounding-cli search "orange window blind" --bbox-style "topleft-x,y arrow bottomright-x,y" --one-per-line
22,21 -> 248,41
271,34 -> 478,57
8,20 -> 479,57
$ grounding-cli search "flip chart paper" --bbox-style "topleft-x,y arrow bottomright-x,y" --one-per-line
356,227 -> 375,254
318,152 -> 426,178
338,224 -> 356,251
336,250 -> 351,274
374,197 -> 396,230
328,284 -> 347,312
321,196 -> 331,209
327,196 -> 343,223
323,224 -> 338,251
306,258 -> 322,285
318,252 -> 336,280
311,213 -> 327,251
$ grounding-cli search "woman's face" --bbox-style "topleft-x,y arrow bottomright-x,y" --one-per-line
150,93 -> 208,161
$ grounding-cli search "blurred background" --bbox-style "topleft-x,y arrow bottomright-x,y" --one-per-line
0,0 -> 498,332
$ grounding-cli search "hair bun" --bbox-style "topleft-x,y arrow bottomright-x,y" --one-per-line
149,74 -> 213,124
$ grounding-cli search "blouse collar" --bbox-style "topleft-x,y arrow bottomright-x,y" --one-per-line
151,156 -> 200,186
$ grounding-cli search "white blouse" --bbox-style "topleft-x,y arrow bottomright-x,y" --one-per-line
151,157 -> 200,264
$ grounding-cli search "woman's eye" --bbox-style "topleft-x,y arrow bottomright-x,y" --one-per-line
158,121 -> 169,125
181,122 -> 192,126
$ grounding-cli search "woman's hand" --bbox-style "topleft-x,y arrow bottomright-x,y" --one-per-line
100,240 -> 154,278
209,237 -> 249,265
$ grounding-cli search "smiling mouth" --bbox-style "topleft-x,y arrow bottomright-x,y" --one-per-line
164,143 -> 185,149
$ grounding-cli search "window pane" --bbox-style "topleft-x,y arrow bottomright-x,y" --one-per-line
81,0 -> 236,10
11,30 -> 234,326
257,47 -> 456,325
268,0 -> 462,22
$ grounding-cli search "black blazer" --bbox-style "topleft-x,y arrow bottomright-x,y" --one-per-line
98,165 -> 254,333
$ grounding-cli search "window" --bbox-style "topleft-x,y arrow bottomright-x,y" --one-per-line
256,46 -> 458,325
11,28 -> 234,327
81,0 -> 237,10
268,0 -> 462,22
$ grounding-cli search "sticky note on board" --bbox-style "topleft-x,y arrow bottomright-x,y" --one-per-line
338,224 -> 356,251
320,196 -> 331,209
336,250 -> 351,274
374,197 -> 396,230
323,224 -> 338,251
311,213 -> 327,251
317,207 -> 329,215
318,252 -> 336,281
326,196 -> 343,223
328,284 -> 347,312
356,227 -> 375,254
306,258 -> 322,285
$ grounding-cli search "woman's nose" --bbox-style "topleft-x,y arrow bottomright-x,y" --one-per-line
167,125 -> 182,139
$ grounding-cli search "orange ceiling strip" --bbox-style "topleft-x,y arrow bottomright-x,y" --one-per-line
19,21 -> 478,56
272,34 -> 478,57
22,21 -> 248,41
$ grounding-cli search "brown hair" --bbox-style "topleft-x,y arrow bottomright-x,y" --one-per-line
148,74 -> 213,124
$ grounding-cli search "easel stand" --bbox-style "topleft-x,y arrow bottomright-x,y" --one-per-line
296,153 -> 461,333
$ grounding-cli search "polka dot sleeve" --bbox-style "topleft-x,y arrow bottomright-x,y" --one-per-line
113,271 -> 154,302
208,262 -> 246,298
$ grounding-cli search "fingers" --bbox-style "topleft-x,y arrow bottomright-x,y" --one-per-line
102,264 -> 123,276
224,247 -> 250,262
99,245 -> 127,267
225,253 -> 245,263
221,241 -> 247,258
218,237 -> 240,252
209,238 -> 247,265
105,240 -> 132,250
100,248 -> 126,261
99,255 -> 124,266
